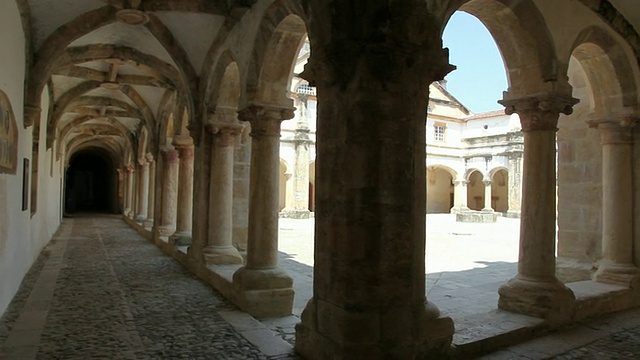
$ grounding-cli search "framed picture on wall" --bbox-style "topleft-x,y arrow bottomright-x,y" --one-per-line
22,158 -> 29,211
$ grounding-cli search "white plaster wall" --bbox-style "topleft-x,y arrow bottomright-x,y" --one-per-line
31,87 -> 63,248
0,0 -> 31,316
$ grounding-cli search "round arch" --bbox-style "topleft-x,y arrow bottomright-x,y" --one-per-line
427,165 -> 456,214
466,169 -> 485,211
65,147 -> 119,215
490,167 -> 509,213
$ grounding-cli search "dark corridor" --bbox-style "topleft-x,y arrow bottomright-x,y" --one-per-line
65,151 -> 118,214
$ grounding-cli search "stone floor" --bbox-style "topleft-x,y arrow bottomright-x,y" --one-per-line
1,214 -> 640,359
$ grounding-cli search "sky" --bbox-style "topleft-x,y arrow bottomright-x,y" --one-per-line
442,12 -> 508,114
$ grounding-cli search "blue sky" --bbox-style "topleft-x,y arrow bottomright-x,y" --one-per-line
442,12 -> 508,113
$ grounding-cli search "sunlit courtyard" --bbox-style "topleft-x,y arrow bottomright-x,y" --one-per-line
277,213 -> 527,344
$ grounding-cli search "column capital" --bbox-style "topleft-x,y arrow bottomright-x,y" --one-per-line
238,104 -> 295,137
205,122 -> 245,147
483,179 -> 493,187
588,117 -> 638,144
145,152 -> 154,163
160,147 -> 180,163
172,135 -> 194,148
125,164 -> 134,173
238,103 -> 295,123
453,180 -> 468,186
499,94 -> 578,131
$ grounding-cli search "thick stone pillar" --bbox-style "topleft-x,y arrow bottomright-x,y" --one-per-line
498,95 -> 577,320
170,138 -> 195,245
482,179 -> 494,212
507,149 -> 524,218
451,180 -> 469,213
203,122 -> 245,264
232,104 -> 295,318
295,3 -> 455,358
158,147 -> 179,237
143,154 -> 155,228
136,159 -> 149,222
124,165 -> 134,216
591,119 -> 639,286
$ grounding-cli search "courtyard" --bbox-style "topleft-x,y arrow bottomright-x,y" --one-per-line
274,214 -> 526,349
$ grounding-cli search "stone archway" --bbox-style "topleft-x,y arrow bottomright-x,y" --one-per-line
491,168 -> 509,212
427,166 -> 454,213
65,149 -> 118,214
467,170 -> 485,210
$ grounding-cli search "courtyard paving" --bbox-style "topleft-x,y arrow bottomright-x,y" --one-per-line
1,214 -> 640,359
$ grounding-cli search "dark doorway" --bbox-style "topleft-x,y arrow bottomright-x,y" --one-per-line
65,150 -> 118,214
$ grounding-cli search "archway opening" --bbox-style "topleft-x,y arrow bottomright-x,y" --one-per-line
491,169 -> 509,212
427,166 -> 454,213
466,170 -> 485,211
65,150 -> 117,214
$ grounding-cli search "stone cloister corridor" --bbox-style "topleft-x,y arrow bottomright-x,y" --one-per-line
3,215 -> 640,359
2,0 -> 640,358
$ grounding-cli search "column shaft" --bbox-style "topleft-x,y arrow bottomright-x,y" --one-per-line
507,152 -> 523,217
498,95 -> 576,320
143,156 -> 155,228
593,121 -> 639,285
126,167 -> 134,217
482,180 -> 493,212
136,160 -> 149,222
204,123 -> 244,264
170,143 -> 194,244
158,148 -> 179,237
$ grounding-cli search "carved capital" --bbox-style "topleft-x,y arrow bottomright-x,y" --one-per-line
125,164 -> 134,173
499,94 -> 578,132
238,104 -> 295,137
205,122 -> 245,147
588,117 -> 638,144
483,180 -> 493,187
172,134 -> 194,147
145,152 -> 154,163
160,147 -> 180,163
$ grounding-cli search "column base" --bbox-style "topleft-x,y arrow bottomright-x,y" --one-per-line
481,208 -> 494,213
135,215 -> 147,223
280,209 -> 311,219
594,260 -> 640,288
157,225 -> 176,237
456,211 -> 497,223
498,276 -> 576,321
203,245 -> 243,265
142,218 -> 153,229
295,298 -> 454,360
450,206 -> 470,214
169,231 -> 192,246
232,267 -> 294,318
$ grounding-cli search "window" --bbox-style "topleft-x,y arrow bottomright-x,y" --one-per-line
434,124 -> 445,142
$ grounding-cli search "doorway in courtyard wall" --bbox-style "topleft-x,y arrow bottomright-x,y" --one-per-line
65,149 -> 118,215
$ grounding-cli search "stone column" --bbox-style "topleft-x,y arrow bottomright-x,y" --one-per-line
170,138 -> 195,245
283,96 -> 312,219
158,147 -> 179,237
451,180 -> 469,213
591,119 -> 639,286
507,149 -> 524,218
129,168 -> 137,219
136,159 -> 149,223
232,104 -> 295,318
143,154 -> 155,228
498,95 -> 577,320
203,123 -> 245,264
482,179 -> 494,212
124,165 -> 134,216
295,3 -> 455,357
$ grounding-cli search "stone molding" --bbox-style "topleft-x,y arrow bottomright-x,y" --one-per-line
205,122 -> 245,147
500,94 -> 578,131
238,104 -> 295,137
160,147 -> 179,163
588,117 -> 638,144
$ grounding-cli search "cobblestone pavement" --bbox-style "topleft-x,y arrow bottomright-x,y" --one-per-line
3,214 -> 640,359
0,215 -> 298,360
